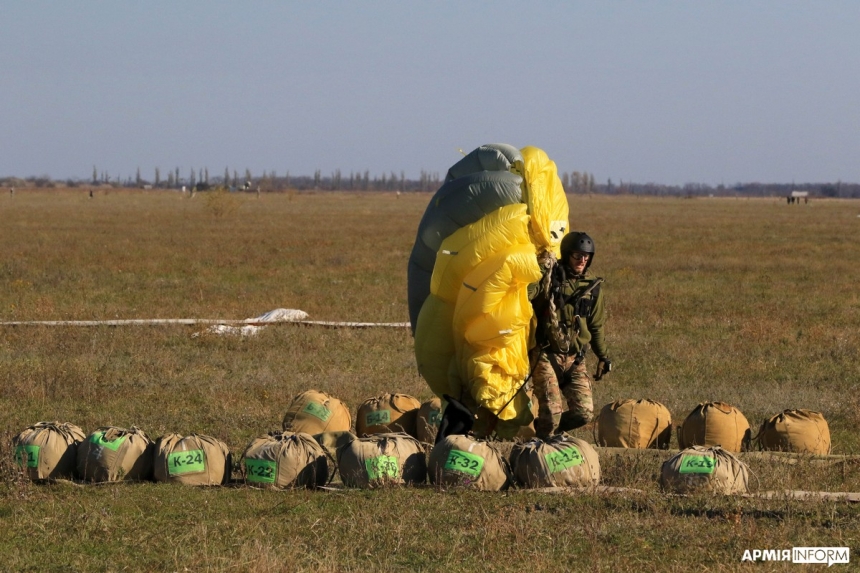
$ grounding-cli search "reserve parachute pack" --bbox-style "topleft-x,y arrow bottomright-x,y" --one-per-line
594,399 -> 673,449
77,426 -> 154,482
13,421 -> 86,481
757,409 -> 831,454
241,431 -> 329,489
336,432 -> 426,488
154,433 -> 232,486
428,434 -> 512,491
678,401 -> 751,453
355,393 -> 422,437
282,389 -> 352,434
409,144 -> 569,437
510,434 -> 600,488
660,445 -> 750,495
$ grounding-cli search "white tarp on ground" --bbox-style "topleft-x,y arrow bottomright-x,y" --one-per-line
193,308 -> 310,337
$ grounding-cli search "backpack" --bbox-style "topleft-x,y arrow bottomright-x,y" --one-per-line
282,390 -> 352,434
594,399 -> 673,449
356,393 -> 422,438
241,431 -> 329,488
757,409 -> 831,454
77,426 -> 154,482
13,421 -> 86,481
154,433 -> 232,486
660,445 -> 750,495
336,432 -> 426,488
511,434 -> 600,488
428,434 -> 512,491
678,401 -> 751,453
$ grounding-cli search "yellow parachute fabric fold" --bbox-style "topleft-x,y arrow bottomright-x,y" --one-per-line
413,145 -> 569,427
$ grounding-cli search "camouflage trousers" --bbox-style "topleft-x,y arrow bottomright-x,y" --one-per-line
531,351 -> 594,438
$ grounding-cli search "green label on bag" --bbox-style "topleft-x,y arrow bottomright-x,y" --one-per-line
15,445 -> 40,468
91,431 -> 127,451
302,402 -> 332,422
365,409 -> 391,427
444,450 -> 484,477
167,449 -> 206,475
679,454 -> 716,474
427,409 -> 442,426
245,459 -> 277,483
545,446 -> 584,474
365,455 -> 399,480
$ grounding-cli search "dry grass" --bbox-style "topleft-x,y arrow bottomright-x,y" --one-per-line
1,189 -> 859,571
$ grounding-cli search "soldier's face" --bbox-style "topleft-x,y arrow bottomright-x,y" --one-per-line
569,251 -> 590,274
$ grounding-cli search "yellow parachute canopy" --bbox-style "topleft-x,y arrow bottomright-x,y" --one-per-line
412,144 -> 569,436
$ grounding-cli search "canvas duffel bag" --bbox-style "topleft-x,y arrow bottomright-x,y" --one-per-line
241,431 -> 329,488
757,409 -> 831,454
678,401 -> 751,452
356,393 -> 422,437
77,426 -> 153,482
594,399 -> 673,449
337,432 -> 426,488
511,434 -> 600,488
660,445 -> 750,495
428,434 -> 511,491
416,397 -> 443,444
153,433 -> 232,486
282,390 -> 352,434
13,421 -> 86,481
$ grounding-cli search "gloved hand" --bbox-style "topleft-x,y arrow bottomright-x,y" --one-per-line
594,357 -> 612,381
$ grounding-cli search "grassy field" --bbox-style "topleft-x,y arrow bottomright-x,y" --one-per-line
1,188 -> 859,571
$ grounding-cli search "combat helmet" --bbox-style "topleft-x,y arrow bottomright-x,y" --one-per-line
560,232 -> 595,273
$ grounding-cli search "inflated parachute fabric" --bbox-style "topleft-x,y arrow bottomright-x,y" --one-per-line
241,431 -> 328,489
410,144 -> 569,437
511,434 -> 600,488
154,433 -> 232,486
336,432 -> 426,488
594,399 -> 673,449
356,393 -> 422,437
77,426 -> 153,482
282,389 -> 352,434
757,409 -> 831,454
428,434 -> 512,491
678,401 -> 751,453
13,421 -> 86,481
660,445 -> 750,495
416,397 -> 443,444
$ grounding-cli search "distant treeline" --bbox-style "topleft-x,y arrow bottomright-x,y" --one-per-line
3,170 -> 859,198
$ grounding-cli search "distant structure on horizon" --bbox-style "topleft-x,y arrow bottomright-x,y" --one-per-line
787,190 -> 809,204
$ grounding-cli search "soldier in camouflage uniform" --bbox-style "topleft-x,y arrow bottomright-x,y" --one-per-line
528,232 -> 612,438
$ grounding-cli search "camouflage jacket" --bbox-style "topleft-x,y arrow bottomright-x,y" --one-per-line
528,266 -> 608,359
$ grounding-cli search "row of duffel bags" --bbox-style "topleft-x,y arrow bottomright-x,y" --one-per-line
12,421 -> 754,496
593,399 -> 831,455
11,421 -> 598,490
284,390 -> 832,456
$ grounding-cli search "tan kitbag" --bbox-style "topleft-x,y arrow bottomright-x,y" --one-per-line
594,399 -> 673,449
428,434 -> 512,491
13,421 -> 86,480
336,432 -> 426,488
515,389 -> 540,440
511,434 -> 600,488
757,409 -> 831,454
416,397 -> 443,444
660,445 -> 750,495
153,433 -> 232,486
241,431 -> 329,489
77,426 -> 154,482
356,393 -> 422,437
678,401 -> 751,452
282,390 -> 352,434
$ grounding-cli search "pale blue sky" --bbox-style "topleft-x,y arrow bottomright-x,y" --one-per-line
2,1 -> 858,186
